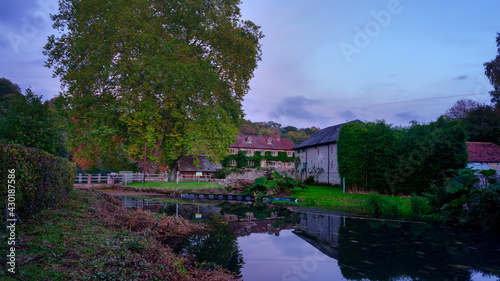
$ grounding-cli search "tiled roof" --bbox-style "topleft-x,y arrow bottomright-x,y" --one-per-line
466,142 -> 500,162
293,120 -> 360,149
231,135 -> 294,151
176,155 -> 221,172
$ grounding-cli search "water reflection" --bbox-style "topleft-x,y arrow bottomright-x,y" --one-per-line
173,218 -> 244,278
294,212 -> 500,281
116,196 -> 500,281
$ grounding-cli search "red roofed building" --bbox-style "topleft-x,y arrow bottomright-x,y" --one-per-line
466,142 -> 500,172
228,133 -> 295,169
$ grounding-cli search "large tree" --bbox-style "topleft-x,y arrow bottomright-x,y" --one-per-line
485,32 -> 500,108
44,0 -> 263,171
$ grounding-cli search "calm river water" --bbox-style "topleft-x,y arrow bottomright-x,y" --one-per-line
117,196 -> 500,281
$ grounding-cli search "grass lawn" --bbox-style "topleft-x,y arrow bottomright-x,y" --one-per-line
127,181 -> 224,190
293,185 -> 411,214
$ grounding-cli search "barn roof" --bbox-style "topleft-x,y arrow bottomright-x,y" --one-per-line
293,120 -> 360,149
466,142 -> 500,163
176,155 -> 221,172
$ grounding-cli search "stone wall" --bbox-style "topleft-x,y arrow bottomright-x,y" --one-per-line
225,168 -> 268,181
296,143 -> 340,185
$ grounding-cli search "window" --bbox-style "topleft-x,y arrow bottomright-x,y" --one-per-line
267,138 -> 272,144
246,149 -> 254,156
267,161 -> 277,167
287,151 -> 293,157
247,137 -> 252,143
271,150 -> 278,156
226,214 -> 237,221
261,150 -> 265,154
302,163 -> 307,170
230,159 -> 236,166
249,160 -> 254,166
230,148 -> 237,154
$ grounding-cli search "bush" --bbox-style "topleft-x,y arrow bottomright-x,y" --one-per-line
365,193 -> 402,218
425,168 -> 500,232
410,195 -> 431,218
245,172 -> 307,200
303,176 -> 316,185
0,143 -> 76,220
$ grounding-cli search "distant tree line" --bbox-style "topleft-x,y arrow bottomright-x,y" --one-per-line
239,119 -> 321,145
0,78 -> 67,157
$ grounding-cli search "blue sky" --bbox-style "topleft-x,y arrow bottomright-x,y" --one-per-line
1,0 -> 499,128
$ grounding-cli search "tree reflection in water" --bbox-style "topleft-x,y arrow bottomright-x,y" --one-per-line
173,216 -> 244,278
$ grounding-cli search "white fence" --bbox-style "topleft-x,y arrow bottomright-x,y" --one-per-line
178,174 -> 212,182
75,172 -> 169,185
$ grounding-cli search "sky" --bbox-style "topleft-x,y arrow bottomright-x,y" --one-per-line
1,0 -> 500,129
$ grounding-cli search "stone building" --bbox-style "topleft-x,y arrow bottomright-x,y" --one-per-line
227,133 -> 295,170
294,121 -> 358,185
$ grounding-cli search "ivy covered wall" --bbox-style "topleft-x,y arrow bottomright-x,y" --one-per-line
222,150 -> 295,168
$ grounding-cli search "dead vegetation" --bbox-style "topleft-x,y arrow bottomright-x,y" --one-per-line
4,189 -> 238,281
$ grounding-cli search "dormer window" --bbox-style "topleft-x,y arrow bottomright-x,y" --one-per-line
267,138 -> 272,144
246,137 -> 252,143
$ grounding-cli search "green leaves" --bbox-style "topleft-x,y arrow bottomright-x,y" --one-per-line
338,119 -> 468,195
0,87 -> 64,156
246,173 -> 307,201
45,0 -> 263,171
0,144 -> 76,221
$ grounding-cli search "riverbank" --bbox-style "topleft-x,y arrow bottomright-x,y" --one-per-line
0,189 -> 236,280
293,185 -> 412,214
94,182 -> 413,216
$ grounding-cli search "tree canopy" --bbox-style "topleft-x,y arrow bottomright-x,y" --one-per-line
338,118 -> 468,195
444,98 -> 481,119
44,0 -> 263,171
0,78 -> 22,115
0,86 -> 64,155
485,32 -> 500,108
238,119 -> 320,145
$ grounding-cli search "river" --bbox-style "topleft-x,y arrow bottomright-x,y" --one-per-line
116,196 -> 500,281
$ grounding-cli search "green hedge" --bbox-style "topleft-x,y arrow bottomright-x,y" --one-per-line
338,118 -> 468,195
0,143 -> 76,221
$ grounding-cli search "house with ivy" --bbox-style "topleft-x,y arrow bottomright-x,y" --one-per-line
294,121 -> 359,185
222,133 -> 295,171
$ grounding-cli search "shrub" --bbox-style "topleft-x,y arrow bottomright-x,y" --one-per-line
409,195 -> 431,218
0,143 -> 76,220
365,193 -> 401,218
425,168 -> 500,232
245,172 -> 307,200
303,176 -> 316,185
